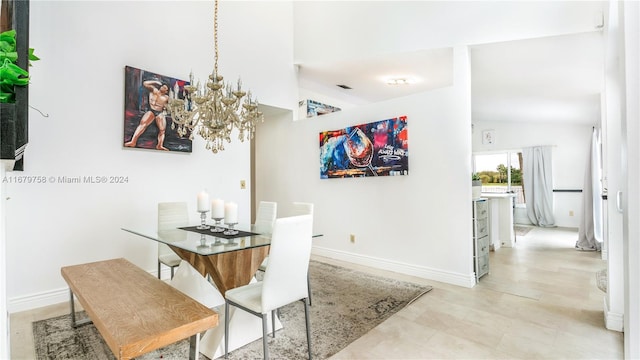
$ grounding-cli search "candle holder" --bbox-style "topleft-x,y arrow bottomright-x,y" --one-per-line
197,234 -> 210,251
197,210 -> 210,229
224,222 -> 239,236
210,217 -> 225,233
212,236 -> 224,246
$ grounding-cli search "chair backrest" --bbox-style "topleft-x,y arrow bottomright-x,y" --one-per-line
261,214 -> 313,311
254,201 -> 277,234
158,202 -> 189,255
291,202 -> 314,216
158,202 -> 189,230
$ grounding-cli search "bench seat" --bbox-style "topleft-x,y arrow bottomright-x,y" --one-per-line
61,258 -> 218,360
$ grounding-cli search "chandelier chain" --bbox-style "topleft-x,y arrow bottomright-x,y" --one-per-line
214,0 -> 219,76
164,0 -> 263,154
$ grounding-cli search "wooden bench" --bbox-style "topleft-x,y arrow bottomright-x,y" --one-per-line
61,258 -> 218,360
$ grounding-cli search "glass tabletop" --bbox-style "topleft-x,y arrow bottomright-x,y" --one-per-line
122,223 -> 272,256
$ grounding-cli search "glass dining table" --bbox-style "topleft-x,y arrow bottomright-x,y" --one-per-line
122,223 -> 272,295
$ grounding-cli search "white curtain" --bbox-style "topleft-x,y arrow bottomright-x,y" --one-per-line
576,128 -> 603,251
523,146 -> 556,227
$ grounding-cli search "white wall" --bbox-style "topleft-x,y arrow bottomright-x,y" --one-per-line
602,0 -> 625,332
622,1 -> 640,356
256,47 -> 475,287
4,1 -> 295,312
1,165 -> 7,358
472,121 -> 594,228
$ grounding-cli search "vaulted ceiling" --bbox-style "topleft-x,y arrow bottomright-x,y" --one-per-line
293,1 -> 606,126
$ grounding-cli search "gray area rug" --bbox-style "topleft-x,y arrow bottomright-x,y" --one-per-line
596,268 -> 607,293
515,225 -> 532,236
33,260 -> 432,359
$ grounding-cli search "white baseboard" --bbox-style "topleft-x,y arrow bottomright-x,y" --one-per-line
8,287 -> 69,313
311,246 -> 476,288
604,297 -> 624,332
8,268 -> 166,313
10,252 -> 474,313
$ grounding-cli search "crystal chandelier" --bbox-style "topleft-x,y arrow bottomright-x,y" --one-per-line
166,0 -> 263,153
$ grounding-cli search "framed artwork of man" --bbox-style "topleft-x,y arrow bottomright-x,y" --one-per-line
123,66 -> 192,153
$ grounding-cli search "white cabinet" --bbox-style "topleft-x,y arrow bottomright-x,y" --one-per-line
473,199 -> 490,282
482,193 -> 516,248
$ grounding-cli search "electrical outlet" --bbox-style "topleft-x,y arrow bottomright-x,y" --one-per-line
350,234 -> 356,243
240,180 -> 246,189
569,210 -> 574,216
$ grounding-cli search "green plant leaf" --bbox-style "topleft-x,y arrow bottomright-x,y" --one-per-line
0,51 -> 18,62
0,29 -> 37,103
0,59 -> 29,84
0,30 -> 16,52
0,91 -> 12,103
0,29 -> 16,39
0,41 -> 13,53
28,48 -> 40,61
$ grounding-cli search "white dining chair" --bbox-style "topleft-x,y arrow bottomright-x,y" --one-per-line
292,202 -> 314,217
224,214 -> 314,360
255,202 -> 278,275
291,202 -> 314,305
254,201 -> 277,235
258,202 -> 314,304
159,202 -> 226,310
157,202 -> 188,279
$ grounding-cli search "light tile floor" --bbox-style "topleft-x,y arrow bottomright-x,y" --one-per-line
329,226 -> 623,359
10,226 -> 623,359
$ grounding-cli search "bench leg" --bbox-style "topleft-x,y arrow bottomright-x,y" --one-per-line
68,289 -> 92,328
189,333 -> 200,360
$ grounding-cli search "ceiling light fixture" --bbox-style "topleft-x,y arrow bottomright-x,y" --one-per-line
386,78 -> 412,86
165,0 -> 263,154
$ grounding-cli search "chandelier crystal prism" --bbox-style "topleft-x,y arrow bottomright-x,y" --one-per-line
166,0 -> 263,153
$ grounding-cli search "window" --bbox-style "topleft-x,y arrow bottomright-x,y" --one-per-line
473,151 -> 524,204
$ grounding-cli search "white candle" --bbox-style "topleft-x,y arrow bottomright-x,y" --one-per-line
224,202 -> 238,224
211,199 -> 225,219
197,191 -> 209,212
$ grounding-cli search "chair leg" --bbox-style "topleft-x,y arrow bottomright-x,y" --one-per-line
157,261 -> 161,279
307,272 -> 312,306
170,265 -> 175,279
224,302 -> 230,359
303,299 -> 312,359
271,310 -> 276,338
262,313 -> 270,360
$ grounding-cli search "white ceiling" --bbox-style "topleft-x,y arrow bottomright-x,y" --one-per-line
470,31 -> 604,124
294,2 -> 606,126
297,47 -> 453,104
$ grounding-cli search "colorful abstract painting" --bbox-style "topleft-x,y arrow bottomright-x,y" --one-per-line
301,99 -> 341,118
320,116 -> 408,178
123,66 -> 192,152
